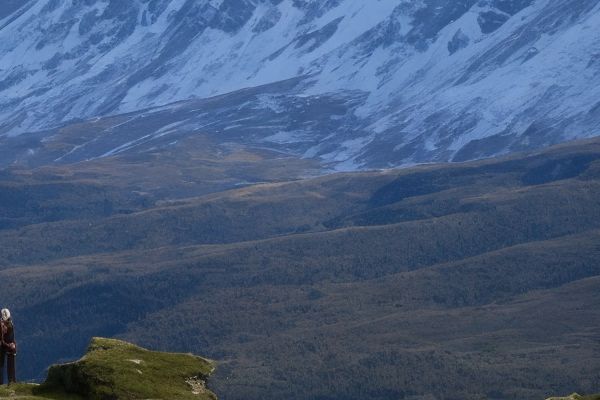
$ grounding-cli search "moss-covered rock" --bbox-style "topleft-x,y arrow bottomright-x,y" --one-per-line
0,337 -> 216,400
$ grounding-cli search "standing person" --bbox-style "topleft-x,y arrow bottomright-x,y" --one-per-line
0,309 -> 16,385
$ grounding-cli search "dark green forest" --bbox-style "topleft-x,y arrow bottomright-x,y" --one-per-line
1,138 -> 600,399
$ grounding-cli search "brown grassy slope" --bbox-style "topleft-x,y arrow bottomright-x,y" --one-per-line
1,138 -> 600,267
0,132 -> 320,232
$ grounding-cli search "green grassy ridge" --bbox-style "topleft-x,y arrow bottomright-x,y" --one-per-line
0,338 -> 216,400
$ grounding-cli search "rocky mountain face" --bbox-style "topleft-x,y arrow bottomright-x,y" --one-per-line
1,0 -> 599,169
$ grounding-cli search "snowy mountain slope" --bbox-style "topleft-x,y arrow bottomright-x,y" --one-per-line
0,0 -> 599,169
0,78 -> 370,171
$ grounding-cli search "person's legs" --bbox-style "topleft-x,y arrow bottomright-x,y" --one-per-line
6,354 -> 15,384
0,350 -> 5,385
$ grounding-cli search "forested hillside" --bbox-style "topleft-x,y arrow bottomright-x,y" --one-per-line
0,138 -> 599,399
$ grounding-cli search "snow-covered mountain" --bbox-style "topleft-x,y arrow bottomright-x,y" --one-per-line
1,0 -> 599,169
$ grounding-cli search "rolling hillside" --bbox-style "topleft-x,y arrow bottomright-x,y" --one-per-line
0,138 -> 599,399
